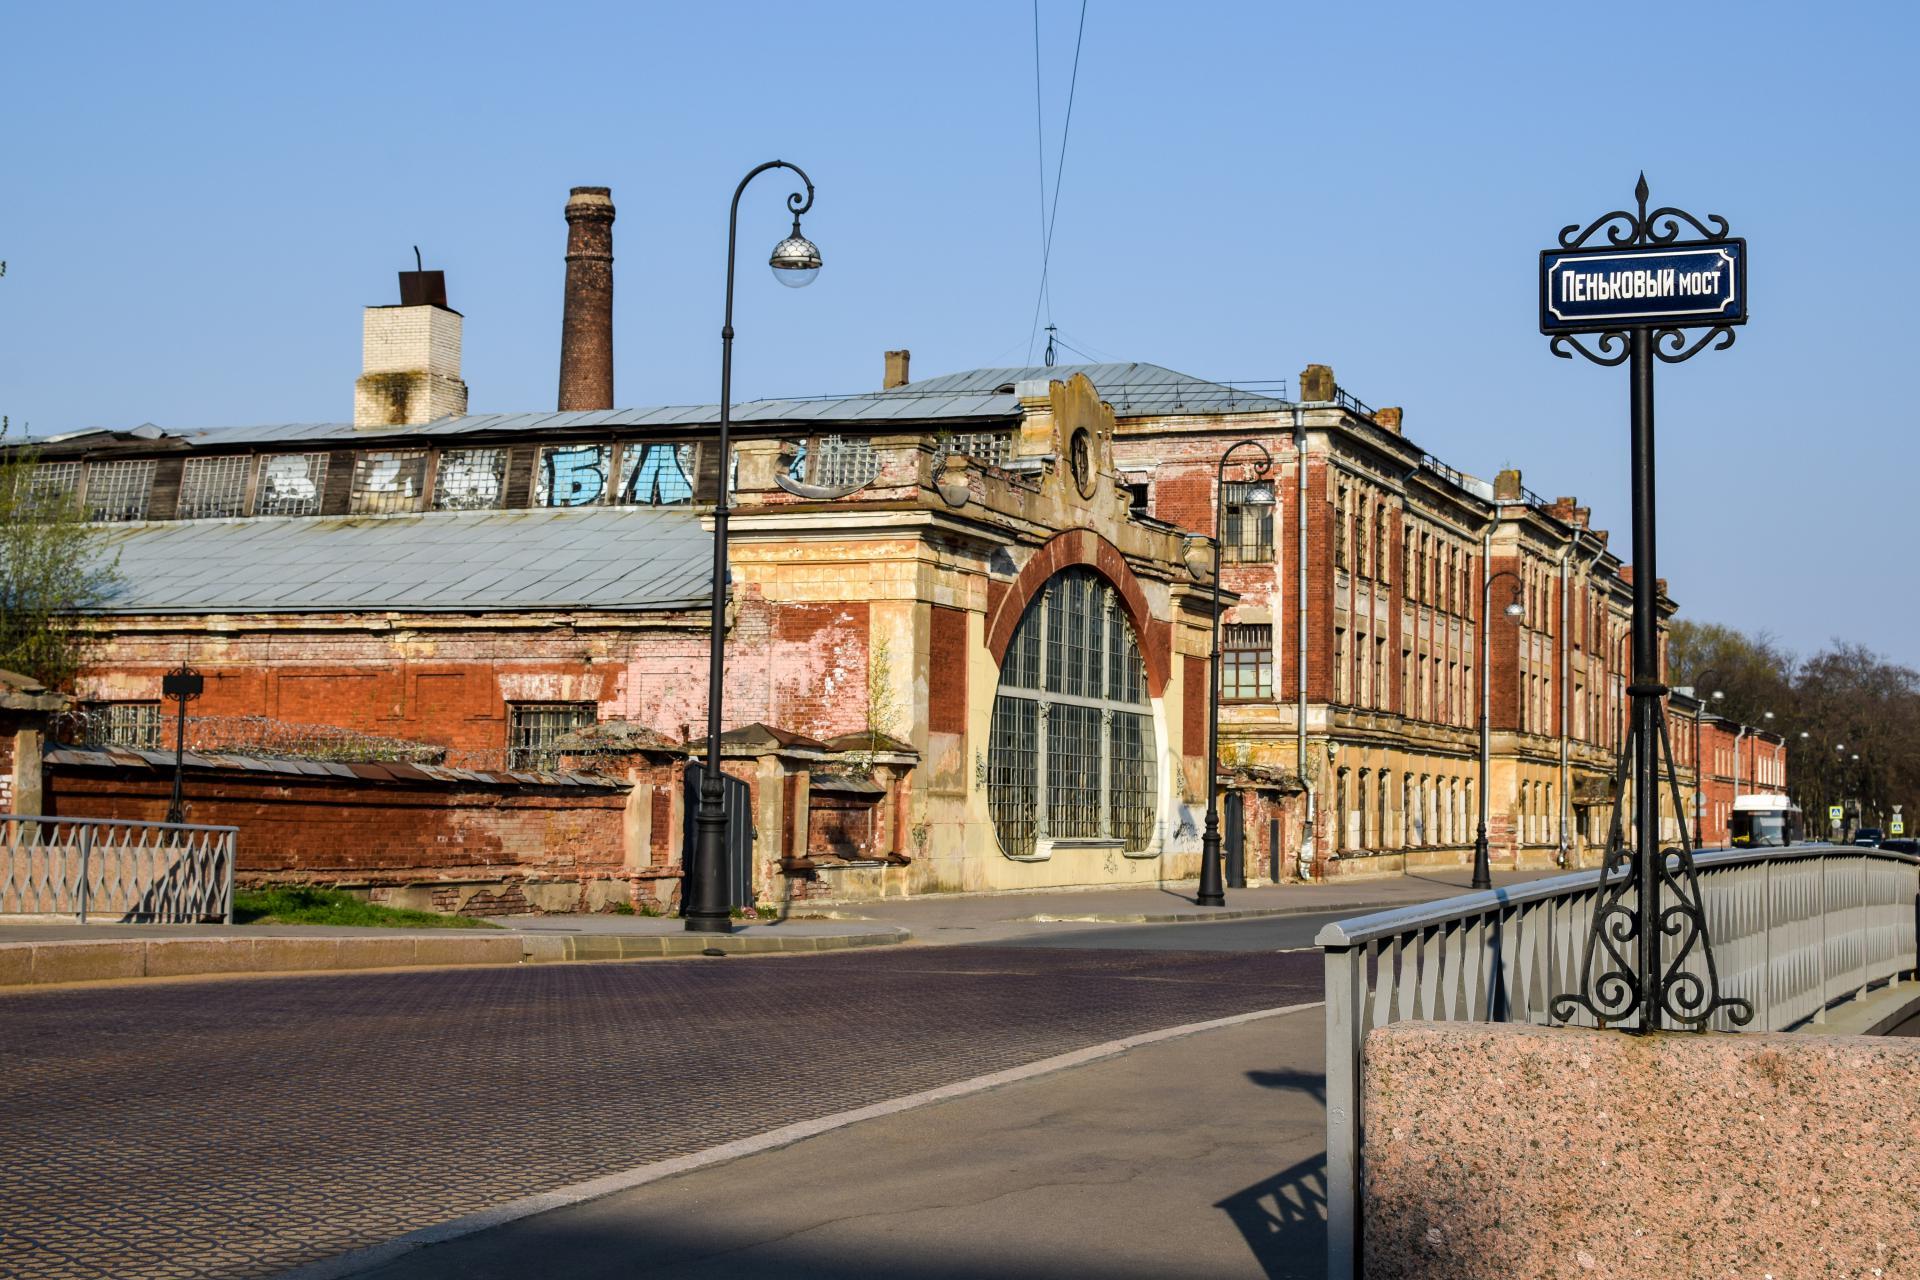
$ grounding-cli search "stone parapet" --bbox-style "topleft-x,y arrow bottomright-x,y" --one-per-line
1362,1019 -> 1920,1279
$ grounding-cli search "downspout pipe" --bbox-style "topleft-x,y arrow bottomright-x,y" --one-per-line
1559,534 -> 1606,867
1295,404 -> 1312,878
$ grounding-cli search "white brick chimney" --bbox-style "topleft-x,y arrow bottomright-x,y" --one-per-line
354,273 -> 468,428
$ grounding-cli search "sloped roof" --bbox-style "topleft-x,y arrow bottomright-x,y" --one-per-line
43,744 -> 624,789
45,363 -> 1293,452
86,506 -> 713,615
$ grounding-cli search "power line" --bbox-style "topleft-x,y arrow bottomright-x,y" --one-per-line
1024,0 -> 1090,363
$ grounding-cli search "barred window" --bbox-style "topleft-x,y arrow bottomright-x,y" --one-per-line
255,453 -> 329,516
1221,623 -> 1273,700
811,435 -> 879,488
178,456 -> 251,519
85,702 -> 163,750
508,702 -> 596,771
350,450 -> 429,514
987,568 -> 1157,858
86,460 -> 157,522
536,444 -> 612,507
934,431 -> 1014,468
433,447 -> 508,511
1221,481 -> 1274,562
616,442 -> 697,505
23,461 -> 81,510
1334,484 -> 1349,570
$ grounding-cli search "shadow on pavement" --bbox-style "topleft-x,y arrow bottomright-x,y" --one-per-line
1215,1152 -> 1329,1280
1245,1066 -> 1327,1106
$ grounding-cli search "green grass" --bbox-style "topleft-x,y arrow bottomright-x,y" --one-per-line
233,886 -> 501,929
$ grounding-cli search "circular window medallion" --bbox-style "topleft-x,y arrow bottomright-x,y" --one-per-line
1068,428 -> 1095,498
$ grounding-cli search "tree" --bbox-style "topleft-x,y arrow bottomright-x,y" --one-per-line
0,420 -> 122,688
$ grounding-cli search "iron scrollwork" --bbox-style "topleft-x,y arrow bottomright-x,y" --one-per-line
1549,174 -> 1740,368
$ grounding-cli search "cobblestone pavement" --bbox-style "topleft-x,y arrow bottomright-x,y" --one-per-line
0,946 -> 1320,1279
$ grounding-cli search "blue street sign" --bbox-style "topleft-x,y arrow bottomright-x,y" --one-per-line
1539,240 -> 1746,333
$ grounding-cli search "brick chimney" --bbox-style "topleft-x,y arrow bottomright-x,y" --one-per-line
559,186 -> 615,411
353,268 -> 467,429
883,349 -> 911,389
1298,363 -> 1336,402
1374,407 -> 1403,433
1494,468 -> 1524,501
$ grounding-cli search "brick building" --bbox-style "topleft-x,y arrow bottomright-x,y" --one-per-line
15,185 -> 1780,906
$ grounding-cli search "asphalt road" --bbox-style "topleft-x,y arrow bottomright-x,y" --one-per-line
0,935 -> 1323,1280
994,911 -> 1352,953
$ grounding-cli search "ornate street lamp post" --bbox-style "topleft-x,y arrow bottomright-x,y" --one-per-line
1196,440 -> 1272,908
1691,669 -> 1724,849
686,160 -> 822,936
1472,571 -> 1525,890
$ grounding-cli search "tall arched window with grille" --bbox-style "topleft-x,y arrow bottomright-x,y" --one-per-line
987,568 -> 1158,858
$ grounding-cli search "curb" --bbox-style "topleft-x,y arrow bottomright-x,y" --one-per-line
0,926 -> 910,989
1023,897 -> 1433,925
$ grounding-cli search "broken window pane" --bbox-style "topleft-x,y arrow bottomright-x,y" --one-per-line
254,453 -> 330,516
85,460 -> 158,522
350,450 -> 429,514
178,456 -> 251,519
433,447 -> 508,511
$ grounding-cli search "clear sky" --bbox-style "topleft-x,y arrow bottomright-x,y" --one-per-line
4,2 -> 1914,663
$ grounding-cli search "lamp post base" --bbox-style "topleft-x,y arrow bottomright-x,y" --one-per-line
1471,825 -> 1493,892
682,912 -> 733,935
1197,831 -> 1226,907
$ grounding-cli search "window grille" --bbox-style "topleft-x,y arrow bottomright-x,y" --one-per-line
934,431 -> 1014,468
433,447 -> 508,511
507,702 -> 596,771
85,460 -> 157,522
1221,623 -> 1274,700
178,456 -> 251,519
22,462 -> 81,510
1334,485 -> 1349,570
536,444 -> 613,507
987,567 -> 1157,857
1221,481 -> 1274,562
350,450 -> 429,514
254,454 -> 329,516
617,443 -> 697,505
812,435 -> 879,487
87,702 -> 162,750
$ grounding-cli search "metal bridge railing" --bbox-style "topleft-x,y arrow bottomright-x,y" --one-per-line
0,815 -> 239,924
1316,844 -> 1920,1280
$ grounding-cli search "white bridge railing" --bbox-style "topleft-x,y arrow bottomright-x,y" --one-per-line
1316,844 -> 1920,1280
0,815 -> 239,924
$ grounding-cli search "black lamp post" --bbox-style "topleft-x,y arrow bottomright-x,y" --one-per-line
1690,668 -> 1724,849
160,662 -> 204,825
1196,439 -> 1273,908
1472,570 -> 1525,890
686,160 -> 821,936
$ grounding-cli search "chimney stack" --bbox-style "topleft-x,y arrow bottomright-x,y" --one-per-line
883,349 -> 911,389
1298,363 -> 1336,402
354,264 -> 467,429
1494,468 -> 1524,501
559,186 -> 615,411
1374,406 -> 1403,433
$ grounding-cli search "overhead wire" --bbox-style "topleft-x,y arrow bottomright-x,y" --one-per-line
1024,0 -> 1091,364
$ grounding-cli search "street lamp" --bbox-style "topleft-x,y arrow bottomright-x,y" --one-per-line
1473,570 -> 1525,891
1689,670 -> 1725,850
1197,440 -> 1273,907
686,160 -> 820,936
161,662 -> 204,825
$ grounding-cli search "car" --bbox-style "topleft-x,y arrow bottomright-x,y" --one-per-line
1852,827 -> 1884,847
1879,837 -> 1918,854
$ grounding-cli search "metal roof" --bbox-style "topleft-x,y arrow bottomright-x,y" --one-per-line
44,744 -> 624,789
87,506 -> 713,615
49,362 -> 1295,452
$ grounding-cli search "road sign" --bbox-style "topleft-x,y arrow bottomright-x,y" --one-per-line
1893,818 -> 1906,836
1540,241 -> 1746,333
1829,805 -> 1845,823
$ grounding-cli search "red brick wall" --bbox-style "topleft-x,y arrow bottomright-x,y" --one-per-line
928,604 -> 968,736
1183,654 -> 1207,759
46,766 -> 631,885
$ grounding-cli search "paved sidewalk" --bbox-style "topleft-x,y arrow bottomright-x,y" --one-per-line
789,866 -> 1565,945
351,1005 -> 1332,1280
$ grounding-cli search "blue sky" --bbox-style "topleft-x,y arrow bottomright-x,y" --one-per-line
4,2 -> 1914,663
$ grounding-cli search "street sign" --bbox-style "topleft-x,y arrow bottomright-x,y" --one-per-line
1540,241 -> 1746,334
1829,805 -> 1846,824
1893,818 -> 1906,836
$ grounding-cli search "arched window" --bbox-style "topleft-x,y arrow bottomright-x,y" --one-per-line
987,568 -> 1157,857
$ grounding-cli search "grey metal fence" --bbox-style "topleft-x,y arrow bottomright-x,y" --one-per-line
1316,844 -> 1920,1280
0,815 -> 239,924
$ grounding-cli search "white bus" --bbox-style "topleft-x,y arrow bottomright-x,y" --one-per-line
1729,793 -> 1802,848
